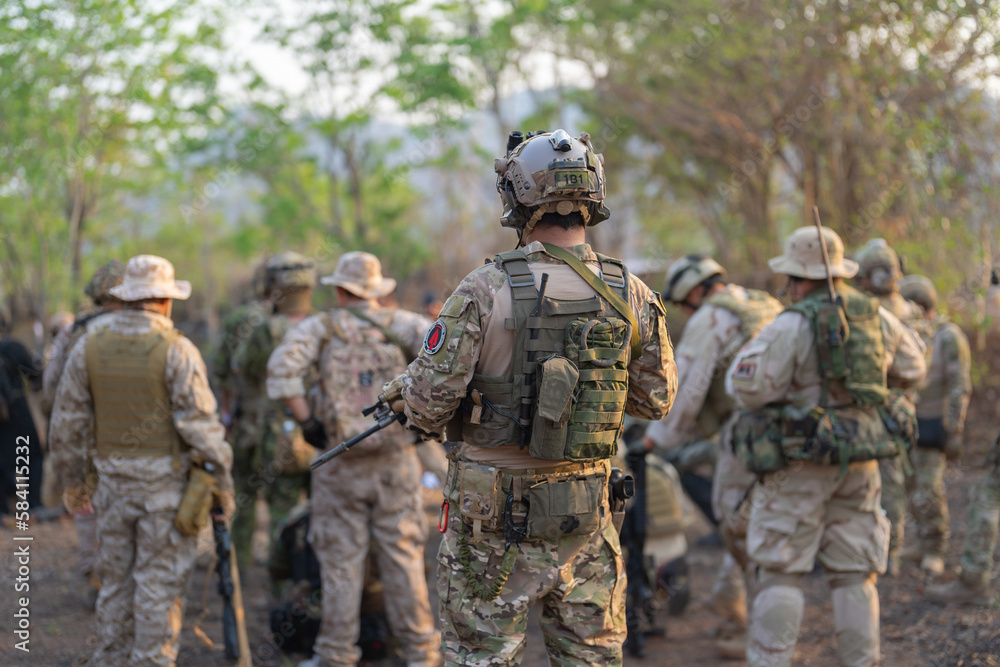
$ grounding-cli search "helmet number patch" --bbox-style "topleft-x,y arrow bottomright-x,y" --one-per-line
423,321 -> 447,355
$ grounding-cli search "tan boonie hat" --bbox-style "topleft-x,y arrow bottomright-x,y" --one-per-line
768,226 -> 858,280
320,251 -> 396,299
84,259 -> 125,305
109,255 -> 192,301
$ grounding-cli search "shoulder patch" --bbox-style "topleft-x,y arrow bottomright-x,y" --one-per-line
733,360 -> 757,380
423,320 -> 447,355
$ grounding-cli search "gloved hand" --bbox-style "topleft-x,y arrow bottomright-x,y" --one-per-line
944,431 -> 963,461
63,484 -> 93,515
381,374 -> 406,412
214,489 -> 237,524
299,414 -> 329,450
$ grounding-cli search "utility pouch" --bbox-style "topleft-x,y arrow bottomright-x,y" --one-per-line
271,417 -> 315,475
525,471 -> 605,540
84,455 -> 99,496
880,390 -> 917,454
916,417 -> 946,450
528,355 -> 579,460
811,403 -> 900,469
174,464 -> 217,537
457,461 -> 502,535
777,403 -> 825,462
732,406 -> 787,474
815,302 -> 850,381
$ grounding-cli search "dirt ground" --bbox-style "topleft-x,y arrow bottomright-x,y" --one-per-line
2,403 -> 998,666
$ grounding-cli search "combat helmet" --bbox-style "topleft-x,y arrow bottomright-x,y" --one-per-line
855,238 -> 902,295
899,274 -> 937,313
265,251 -> 317,291
494,129 -> 609,245
84,260 -> 125,306
663,255 -> 726,305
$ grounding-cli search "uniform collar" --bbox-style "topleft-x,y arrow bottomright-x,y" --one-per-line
522,241 -> 598,263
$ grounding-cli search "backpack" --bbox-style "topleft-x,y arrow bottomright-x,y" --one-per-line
317,309 -> 409,456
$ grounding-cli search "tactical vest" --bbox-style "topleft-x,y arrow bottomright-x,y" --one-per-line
697,289 -> 783,436
453,249 -> 632,462
789,285 -> 888,407
85,328 -> 187,462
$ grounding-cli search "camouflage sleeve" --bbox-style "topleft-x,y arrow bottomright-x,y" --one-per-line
266,314 -> 328,400
165,337 -> 233,489
881,307 -> 927,391
401,271 -> 487,434
624,275 -> 676,421
42,325 -> 72,417
389,309 -> 433,359
232,320 -> 272,386
940,323 -> 972,435
49,335 -> 95,489
644,305 -> 723,449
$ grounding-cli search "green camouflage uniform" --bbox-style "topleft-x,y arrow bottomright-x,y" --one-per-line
398,242 -> 677,665
229,312 -> 311,570
961,436 -> 1000,587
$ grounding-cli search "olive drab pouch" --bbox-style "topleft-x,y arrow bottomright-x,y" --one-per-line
529,317 -> 629,462
732,406 -> 787,474
815,301 -> 850,382
810,404 -> 900,472
880,389 -> 917,453
525,470 -> 606,540
175,463 -> 217,536
527,355 -> 580,459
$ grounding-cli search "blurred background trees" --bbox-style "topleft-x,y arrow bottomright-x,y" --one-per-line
2,0 -> 999,343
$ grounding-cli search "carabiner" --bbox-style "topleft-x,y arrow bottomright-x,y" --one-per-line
438,499 -> 449,534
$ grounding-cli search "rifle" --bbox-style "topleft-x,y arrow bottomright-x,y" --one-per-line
310,394 -> 405,469
811,206 -> 850,381
209,498 -> 251,665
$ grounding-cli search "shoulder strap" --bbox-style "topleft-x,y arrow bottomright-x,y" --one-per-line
541,243 -> 642,361
494,250 -> 539,303
346,307 -> 416,364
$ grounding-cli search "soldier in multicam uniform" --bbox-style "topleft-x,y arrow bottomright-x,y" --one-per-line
267,251 -> 439,667
926,430 -> 1000,606
50,255 -> 235,667
642,255 -> 782,655
41,260 -> 125,597
854,237 -> 927,575
728,227 -> 926,667
228,251 -> 316,571
896,275 -> 972,575
385,129 -> 677,665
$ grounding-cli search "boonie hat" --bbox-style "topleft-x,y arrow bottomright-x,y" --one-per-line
768,226 -> 858,280
109,255 -> 192,301
320,251 -> 396,299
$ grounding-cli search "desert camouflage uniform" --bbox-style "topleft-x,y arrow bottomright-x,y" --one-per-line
728,292 -> 926,667
229,311 -> 311,569
908,317 -> 971,558
267,303 -> 438,667
398,241 -> 676,665
50,308 -> 234,667
645,284 -> 780,628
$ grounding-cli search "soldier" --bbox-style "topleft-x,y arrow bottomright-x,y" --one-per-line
41,260 -> 125,595
854,237 -> 926,574
267,251 -> 439,667
987,267 -> 1000,333
642,255 -> 782,651
926,430 -> 999,605
228,251 -> 316,571
728,226 -> 925,666
897,275 -> 972,575
385,129 -> 677,664
0,307 -> 44,514
50,255 -> 235,667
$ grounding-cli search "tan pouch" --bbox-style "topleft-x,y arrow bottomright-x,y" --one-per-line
174,464 -> 217,537
526,471 -> 605,541
528,355 -> 579,460
458,460 -> 501,532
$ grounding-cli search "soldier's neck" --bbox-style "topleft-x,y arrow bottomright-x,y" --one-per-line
525,225 -> 586,248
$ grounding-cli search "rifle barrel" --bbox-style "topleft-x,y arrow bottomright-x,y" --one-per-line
310,412 -> 405,469
812,206 -> 837,301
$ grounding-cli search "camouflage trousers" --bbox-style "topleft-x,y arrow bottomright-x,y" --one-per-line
75,510 -> 99,577
960,465 -> 1000,586
905,447 -> 949,557
438,508 -> 625,665
90,484 -> 198,667
746,460 -> 887,667
878,456 -> 906,568
310,446 -> 438,667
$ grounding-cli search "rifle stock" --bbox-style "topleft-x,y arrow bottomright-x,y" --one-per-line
212,507 -> 251,666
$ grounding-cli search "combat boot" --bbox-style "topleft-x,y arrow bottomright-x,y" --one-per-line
926,578 -> 991,606
919,554 -> 945,575
715,633 -> 747,660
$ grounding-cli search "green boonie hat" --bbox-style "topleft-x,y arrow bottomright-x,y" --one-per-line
84,260 -> 126,305
899,274 -> 937,312
266,251 -> 317,290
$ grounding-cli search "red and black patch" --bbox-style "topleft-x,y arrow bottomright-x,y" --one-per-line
733,361 -> 757,380
423,321 -> 447,355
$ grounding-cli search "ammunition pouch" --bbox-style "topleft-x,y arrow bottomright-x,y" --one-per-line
174,463 -> 217,537
733,395 -> 914,475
